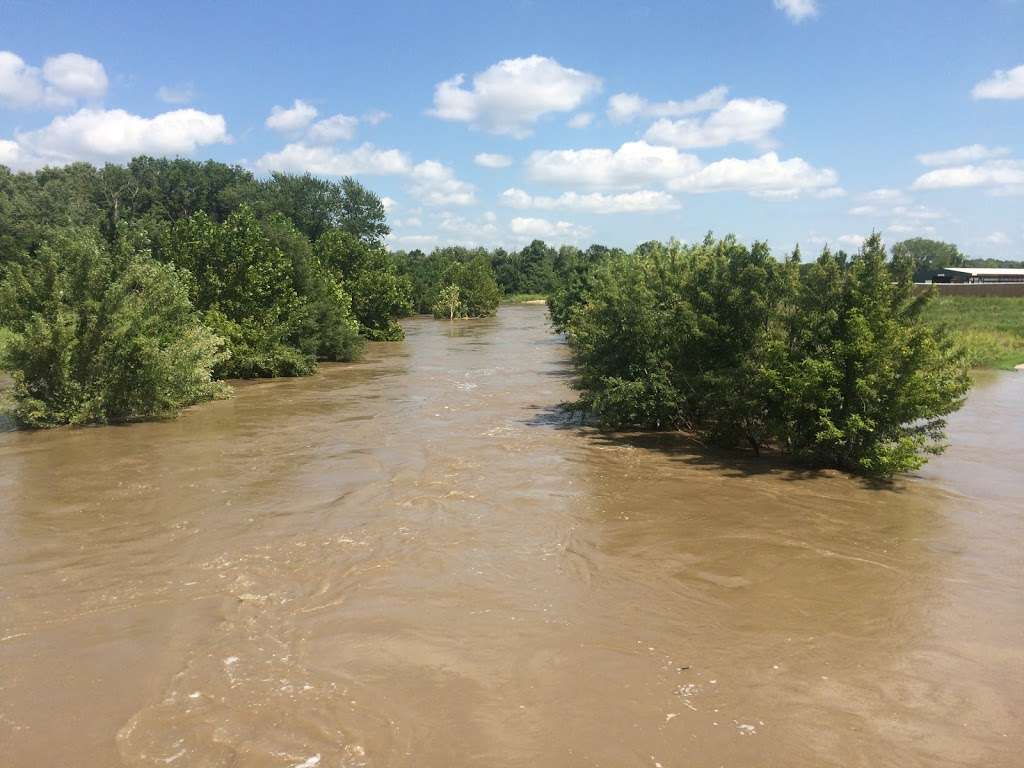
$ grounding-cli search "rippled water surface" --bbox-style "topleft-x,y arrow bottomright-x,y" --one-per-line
1,305 -> 1022,767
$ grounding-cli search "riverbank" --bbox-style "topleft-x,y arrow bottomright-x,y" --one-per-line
922,295 -> 1024,370
501,292 -> 548,304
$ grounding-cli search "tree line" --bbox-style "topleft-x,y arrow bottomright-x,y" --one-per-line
0,158 -> 498,426
551,234 -> 971,477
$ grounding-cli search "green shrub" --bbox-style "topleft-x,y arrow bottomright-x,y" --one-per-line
0,229 -> 228,427
565,234 -> 970,477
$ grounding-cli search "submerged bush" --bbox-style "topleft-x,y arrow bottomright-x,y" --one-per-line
565,234 -> 970,476
0,229 -> 228,426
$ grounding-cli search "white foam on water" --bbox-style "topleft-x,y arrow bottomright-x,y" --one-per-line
291,756 -> 321,768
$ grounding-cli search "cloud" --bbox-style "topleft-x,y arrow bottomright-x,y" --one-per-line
265,99 -> 318,132
306,113 -> 359,144
916,144 -> 1011,166
409,160 -> 476,206
838,234 -> 865,248
501,187 -> 679,213
380,196 -> 397,212
912,159 -> 1024,191
11,108 -> 228,167
0,50 -> 108,109
859,188 -> 910,204
774,0 -> 818,22
567,112 -> 594,128
362,109 -> 390,125
985,231 -> 1010,246
256,142 -> 412,176
474,152 -> 512,168
429,55 -> 602,138
509,216 -> 590,242
527,140 -> 702,187
387,233 -> 439,250
157,83 -> 196,104
644,98 -> 786,149
607,85 -> 728,123
666,152 -> 838,197
527,140 -> 835,198
971,64 -> 1024,100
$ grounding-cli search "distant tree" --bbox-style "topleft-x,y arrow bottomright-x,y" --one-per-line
891,238 -> 964,282
0,228 -> 228,426
262,173 -> 389,244
433,284 -> 462,320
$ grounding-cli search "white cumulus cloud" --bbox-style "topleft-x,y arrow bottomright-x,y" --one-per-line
916,144 -> 1011,166
774,0 -> 818,23
527,140 -> 702,188
429,55 -> 602,138
266,99 -> 318,133
12,107 -> 229,167
667,152 -> 838,197
256,142 -> 412,176
306,114 -> 359,144
644,98 -> 786,150
474,152 -> 512,168
912,160 -> 1024,191
607,85 -> 728,123
509,216 -> 590,242
500,187 -> 679,214
409,160 -> 476,206
0,50 -> 108,109
971,64 -> 1024,100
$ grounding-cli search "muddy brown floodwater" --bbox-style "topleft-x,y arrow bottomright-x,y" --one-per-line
1,305 -> 1022,768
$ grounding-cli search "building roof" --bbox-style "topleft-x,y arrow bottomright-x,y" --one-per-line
944,267 -> 1024,276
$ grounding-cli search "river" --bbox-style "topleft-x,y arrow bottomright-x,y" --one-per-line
1,304 -> 1021,768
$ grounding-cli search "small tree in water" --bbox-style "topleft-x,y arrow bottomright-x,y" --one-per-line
433,284 -> 462,320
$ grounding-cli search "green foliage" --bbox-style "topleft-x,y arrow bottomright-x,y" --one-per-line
316,230 -> 411,340
891,238 -> 964,282
922,296 -> 1024,369
565,234 -> 970,476
0,229 -> 228,427
433,284 -> 463,320
157,205 -> 314,377
392,247 -> 503,319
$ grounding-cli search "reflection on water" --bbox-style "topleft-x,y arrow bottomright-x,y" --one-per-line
0,305 -> 1021,768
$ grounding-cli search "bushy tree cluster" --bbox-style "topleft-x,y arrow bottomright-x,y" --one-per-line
0,157 -> 411,426
391,247 -> 501,319
560,233 -> 970,476
0,229 -> 228,426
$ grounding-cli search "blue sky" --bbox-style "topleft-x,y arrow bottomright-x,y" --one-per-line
1,0 -> 1022,257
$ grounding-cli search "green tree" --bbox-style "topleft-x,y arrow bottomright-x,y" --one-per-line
315,230 -> 411,340
0,229 -> 228,426
891,238 -> 964,282
433,284 -> 462,320
565,234 -> 969,476
158,205 -> 313,377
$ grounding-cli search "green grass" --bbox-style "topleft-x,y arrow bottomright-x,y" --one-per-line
502,293 -> 548,304
922,296 -> 1024,370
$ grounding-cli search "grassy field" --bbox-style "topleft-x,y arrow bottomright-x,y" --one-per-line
502,293 -> 548,304
922,296 -> 1024,370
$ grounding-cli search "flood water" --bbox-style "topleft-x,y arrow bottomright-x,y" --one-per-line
1,304 -> 1021,768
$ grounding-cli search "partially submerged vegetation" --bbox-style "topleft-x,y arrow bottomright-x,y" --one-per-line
922,296 -> 1024,370
555,234 -> 971,477
0,158 -> 400,425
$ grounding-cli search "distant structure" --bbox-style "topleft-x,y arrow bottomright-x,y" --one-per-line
932,267 -> 1024,284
